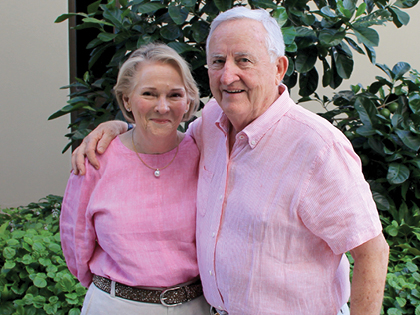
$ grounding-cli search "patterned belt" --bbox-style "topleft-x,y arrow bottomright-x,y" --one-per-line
92,275 -> 203,306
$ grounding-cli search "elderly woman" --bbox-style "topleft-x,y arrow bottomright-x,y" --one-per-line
60,43 -> 209,314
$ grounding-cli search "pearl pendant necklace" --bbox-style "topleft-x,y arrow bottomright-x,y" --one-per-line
131,130 -> 179,178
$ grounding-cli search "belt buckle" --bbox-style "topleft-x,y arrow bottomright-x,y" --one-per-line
160,286 -> 183,307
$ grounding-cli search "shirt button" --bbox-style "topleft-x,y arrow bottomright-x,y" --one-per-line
239,135 -> 245,139
212,232 -> 216,238
219,195 -> 223,200
209,270 -> 212,276
251,140 -> 256,145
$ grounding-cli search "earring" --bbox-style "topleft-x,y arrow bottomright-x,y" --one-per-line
126,107 -> 131,112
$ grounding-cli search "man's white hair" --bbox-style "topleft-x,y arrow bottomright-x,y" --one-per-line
206,6 -> 285,63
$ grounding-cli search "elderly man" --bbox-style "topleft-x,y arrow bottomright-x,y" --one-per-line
72,7 -> 389,315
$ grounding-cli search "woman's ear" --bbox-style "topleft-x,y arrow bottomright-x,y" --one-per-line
123,96 -> 131,112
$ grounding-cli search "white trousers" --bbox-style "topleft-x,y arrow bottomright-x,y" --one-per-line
337,303 -> 350,315
81,282 -> 210,315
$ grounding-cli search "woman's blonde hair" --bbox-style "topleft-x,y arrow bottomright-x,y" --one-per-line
114,43 -> 200,123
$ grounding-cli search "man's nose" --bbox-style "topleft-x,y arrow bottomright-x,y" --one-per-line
220,61 -> 239,86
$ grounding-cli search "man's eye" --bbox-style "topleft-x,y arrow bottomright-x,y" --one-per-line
213,59 -> 224,64
239,58 -> 251,63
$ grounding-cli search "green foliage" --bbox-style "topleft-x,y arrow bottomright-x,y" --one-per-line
0,195 -> 86,315
50,0 -> 416,152
317,63 -> 420,314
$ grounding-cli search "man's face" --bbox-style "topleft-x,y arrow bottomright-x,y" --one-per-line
207,18 -> 287,131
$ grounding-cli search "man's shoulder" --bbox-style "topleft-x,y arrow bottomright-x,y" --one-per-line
283,104 -> 347,145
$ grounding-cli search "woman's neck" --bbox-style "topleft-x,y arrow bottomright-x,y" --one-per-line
130,129 -> 182,154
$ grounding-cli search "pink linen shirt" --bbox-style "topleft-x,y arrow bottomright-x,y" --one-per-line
189,84 -> 382,315
60,135 -> 200,288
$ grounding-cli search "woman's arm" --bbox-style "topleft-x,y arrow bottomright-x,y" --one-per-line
60,165 -> 99,287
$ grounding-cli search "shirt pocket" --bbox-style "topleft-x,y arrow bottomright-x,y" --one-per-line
197,165 -> 214,216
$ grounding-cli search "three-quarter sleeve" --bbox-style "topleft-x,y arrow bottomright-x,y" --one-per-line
60,162 -> 99,287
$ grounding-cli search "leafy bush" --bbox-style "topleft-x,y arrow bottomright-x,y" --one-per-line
0,195 -> 86,315
317,63 -> 420,314
50,0 -> 416,152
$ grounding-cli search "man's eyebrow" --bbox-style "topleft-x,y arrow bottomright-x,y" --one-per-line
234,52 -> 258,60
209,53 -> 225,59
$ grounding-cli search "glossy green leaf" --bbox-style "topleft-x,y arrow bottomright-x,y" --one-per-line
249,0 -> 278,9
356,3 -> 367,17
281,26 -> 297,45
272,7 -> 288,27
301,14 -> 316,26
352,26 -> 379,47
395,130 -> 420,151
392,62 -> 411,80
81,17 -> 114,27
354,96 -> 378,127
299,67 -> 319,97
321,6 -> 338,18
388,6 -> 410,27
409,93 -> 420,114
160,25 -> 182,40
168,4 -> 188,25
372,191 -> 390,210
213,0 -> 232,11
332,46 -> 354,79
295,46 -> 318,73
363,44 -> 376,64
319,29 -> 346,46
387,163 -> 410,184
55,13 -> 84,23
167,42 -> 197,54
344,37 -> 364,54
102,7 -> 123,29
181,0 -> 196,6
394,0 -> 419,8
137,3 -> 166,14
337,0 -> 353,18
191,21 -> 210,43
97,32 -> 118,42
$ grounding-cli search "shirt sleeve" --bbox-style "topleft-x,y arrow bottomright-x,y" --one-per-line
60,161 -> 99,287
298,139 -> 382,255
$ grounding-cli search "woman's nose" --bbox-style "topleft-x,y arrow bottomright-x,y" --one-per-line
155,97 -> 170,113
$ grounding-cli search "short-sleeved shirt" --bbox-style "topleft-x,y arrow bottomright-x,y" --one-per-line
188,84 -> 382,315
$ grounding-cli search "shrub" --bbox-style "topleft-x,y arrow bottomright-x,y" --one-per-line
0,195 -> 85,315
317,63 -> 420,314
50,0 -> 415,152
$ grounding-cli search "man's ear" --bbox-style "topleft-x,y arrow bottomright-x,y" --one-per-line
275,56 -> 289,85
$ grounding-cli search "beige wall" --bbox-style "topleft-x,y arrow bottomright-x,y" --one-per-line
296,4 -> 420,112
0,1 -> 70,208
0,2 -> 419,208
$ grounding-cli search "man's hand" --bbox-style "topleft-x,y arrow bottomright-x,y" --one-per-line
71,121 -> 129,175
349,233 -> 389,314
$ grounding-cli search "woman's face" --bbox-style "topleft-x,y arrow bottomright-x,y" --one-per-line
124,61 -> 189,140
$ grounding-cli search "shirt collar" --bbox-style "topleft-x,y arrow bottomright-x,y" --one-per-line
215,84 -> 295,149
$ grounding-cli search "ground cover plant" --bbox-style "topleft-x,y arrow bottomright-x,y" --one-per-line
0,195 -> 85,315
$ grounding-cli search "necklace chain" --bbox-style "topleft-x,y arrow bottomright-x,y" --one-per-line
131,130 -> 179,178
